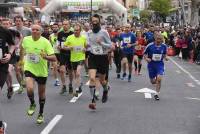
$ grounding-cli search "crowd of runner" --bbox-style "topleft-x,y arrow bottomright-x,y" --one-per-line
0,15 -> 200,134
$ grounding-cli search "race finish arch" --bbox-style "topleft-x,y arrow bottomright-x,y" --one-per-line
41,0 -> 127,25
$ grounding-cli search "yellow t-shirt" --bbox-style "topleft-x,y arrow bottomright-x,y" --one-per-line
64,34 -> 86,62
22,36 -> 54,77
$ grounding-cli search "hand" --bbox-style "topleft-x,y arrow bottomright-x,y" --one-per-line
96,37 -> 102,45
0,53 -> 12,64
40,50 -> 47,59
165,57 -> 169,61
146,58 -> 151,63
82,48 -> 86,52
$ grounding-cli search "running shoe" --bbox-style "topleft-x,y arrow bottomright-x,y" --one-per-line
0,122 -> 7,134
36,114 -> 44,124
128,75 -> 131,82
54,80 -> 60,86
59,85 -> 67,95
27,103 -> 36,116
102,90 -> 108,103
121,73 -> 126,80
154,95 -> 160,101
17,86 -> 24,94
117,74 -> 120,79
89,102 -> 96,110
7,87 -> 13,99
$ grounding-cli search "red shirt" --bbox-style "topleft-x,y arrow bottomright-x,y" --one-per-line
135,37 -> 146,55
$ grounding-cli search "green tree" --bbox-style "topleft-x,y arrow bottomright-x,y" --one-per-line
149,0 -> 172,21
139,9 -> 151,23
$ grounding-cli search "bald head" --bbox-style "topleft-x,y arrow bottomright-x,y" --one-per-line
31,24 -> 42,40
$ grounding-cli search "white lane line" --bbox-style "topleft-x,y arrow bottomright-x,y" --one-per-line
69,93 -> 83,103
144,93 -> 152,99
169,57 -> 200,85
185,97 -> 200,101
40,115 -> 63,134
186,83 -> 195,88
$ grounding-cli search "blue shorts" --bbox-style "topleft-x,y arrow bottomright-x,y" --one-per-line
147,62 -> 164,79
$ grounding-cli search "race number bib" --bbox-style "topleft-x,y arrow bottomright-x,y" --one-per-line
135,45 -> 142,50
26,53 -> 40,63
15,48 -> 20,56
91,46 -> 103,55
73,46 -> 83,52
152,54 -> 162,61
61,42 -> 65,48
123,37 -> 131,44
0,48 -> 2,59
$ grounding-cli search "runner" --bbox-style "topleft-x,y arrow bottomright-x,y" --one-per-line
0,25 -> 15,134
49,23 -> 60,86
119,24 -> 136,82
143,33 -> 168,101
11,15 -> 31,94
19,24 -> 56,124
87,14 -> 112,110
57,20 -> 74,95
64,23 -> 87,97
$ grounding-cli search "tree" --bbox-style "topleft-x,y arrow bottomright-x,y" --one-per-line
149,0 -> 172,22
139,9 -> 151,23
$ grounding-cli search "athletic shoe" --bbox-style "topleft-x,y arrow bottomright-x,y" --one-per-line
54,80 -> 60,86
102,90 -> 108,103
69,84 -> 73,94
59,85 -> 67,95
128,75 -> 131,82
121,73 -> 126,80
154,95 -> 160,101
17,86 -> 24,94
89,102 -> 96,110
0,122 -> 7,134
27,103 -> 36,116
117,74 -> 120,79
36,114 -> 44,124
7,87 -> 13,99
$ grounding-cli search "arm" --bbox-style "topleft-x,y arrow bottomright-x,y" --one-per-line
100,31 -> 112,48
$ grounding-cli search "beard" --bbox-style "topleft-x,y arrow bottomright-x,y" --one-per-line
92,24 -> 101,33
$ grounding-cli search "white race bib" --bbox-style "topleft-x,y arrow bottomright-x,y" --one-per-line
135,45 -> 142,50
91,46 -> 103,55
123,37 -> 131,44
15,48 -> 20,56
0,48 -> 2,59
73,46 -> 83,52
152,54 -> 162,61
26,54 -> 40,63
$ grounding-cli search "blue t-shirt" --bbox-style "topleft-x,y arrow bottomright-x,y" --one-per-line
144,32 -> 154,44
120,32 -> 136,54
144,43 -> 167,64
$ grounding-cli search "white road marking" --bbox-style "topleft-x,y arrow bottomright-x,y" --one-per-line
12,84 -> 20,92
69,93 -> 83,103
40,115 -> 63,134
185,97 -> 200,101
144,93 -> 152,98
169,57 -> 200,85
186,83 -> 195,88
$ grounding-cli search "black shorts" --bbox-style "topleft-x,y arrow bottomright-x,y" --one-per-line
57,53 -> 72,70
24,71 -> 47,85
85,51 -> 91,59
88,53 -> 109,75
122,53 -> 133,64
0,71 -> 8,88
9,55 -> 20,65
134,54 -> 143,60
71,61 -> 84,70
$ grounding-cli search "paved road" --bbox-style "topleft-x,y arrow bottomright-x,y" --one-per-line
1,57 -> 200,134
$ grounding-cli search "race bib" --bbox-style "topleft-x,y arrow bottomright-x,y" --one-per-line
0,48 -> 2,59
61,42 -> 65,48
15,48 -> 20,56
135,45 -> 142,50
91,46 -> 103,55
152,54 -> 162,61
73,46 -> 83,52
123,37 -> 131,44
26,53 -> 40,63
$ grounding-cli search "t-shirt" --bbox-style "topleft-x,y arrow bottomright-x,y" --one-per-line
65,34 -> 86,62
22,36 -> 54,77
57,30 -> 73,54
144,32 -> 154,44
0,26 -> 15,72
144,43 -> 167,64
135,37 -> 146,56
120,32 -> 136,54
50,33 -> 59,54
11,26 -> 31,37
